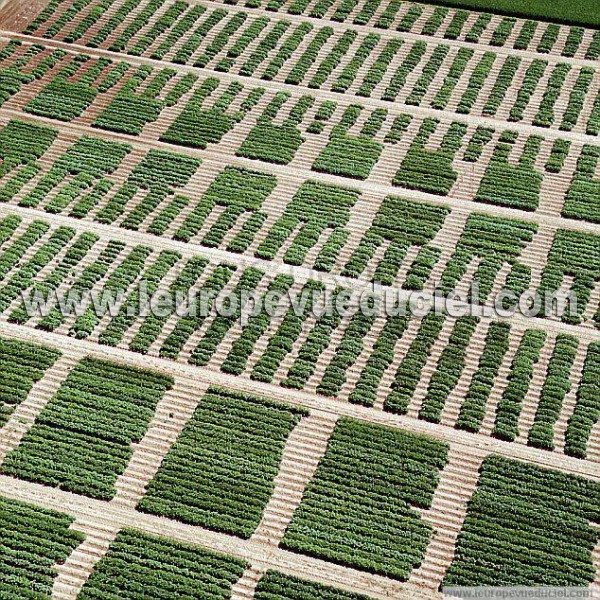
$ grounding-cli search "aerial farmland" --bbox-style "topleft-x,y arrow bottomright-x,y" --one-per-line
0,0 -> 598,598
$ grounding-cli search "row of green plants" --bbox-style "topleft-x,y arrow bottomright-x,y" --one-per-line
93,66 -> 196,135
439,213 -> 537,302
221,274 -> 294,375
8,232 -> 98,325
456,321 -> 512,432
95,149 -> 200,228
19,135 -> 130,213
282,418 -> 448,579
160,77 -> 262,150
475,133 -> 543,211
393,119 -> 466,195
538,229 -> 600,326
565,342 -> 600,459
0,336 -> 60,428
98,249 -> 182,347
493,329 -> 547,441
190,268 -> 265,368
343,196 -> 450,289
528,334 -> 578,450
419,316 -> 479,423
159,263 -> 236,360
10,26 -> 597,132
318,309 -> 377,398
0,216 -> 44,275
445,456 -> 600,586
0,357 -> 174,499
312,106 -> 385,180
251,279 -> 323,383
0,226 -> 76,314
80,528 -> 247,599
36,239 -> 125,332
255,181 -> 359,270
174,167 -> 277,252
25,0 -> 600,62
237,92 -> 311,165
69,245 -> 152,339
139,387 -> 306,538
384,313 -> 445,414
0,496 -> 84,596
0,42 -> 65,108
129,256 -> 208,354
349,313 -> 410,406
563,144 -> 600,223
23,55 -> 128,122
0,119 -> 57,203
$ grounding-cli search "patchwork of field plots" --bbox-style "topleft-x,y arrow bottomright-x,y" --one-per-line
0,0 -> 598,598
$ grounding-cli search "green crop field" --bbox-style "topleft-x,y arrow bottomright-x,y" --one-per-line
0,0 -> 597,597
420,0 -> 600,27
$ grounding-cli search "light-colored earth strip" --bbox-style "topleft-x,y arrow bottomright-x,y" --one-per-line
251,412 -> 338,546
111,378 -> 206,507
52,522 -> 120,600
0,475 -> 439,600
0,318 -> 597,482
230,565 -> 266,600
410,448 -> 483,588
1,31 -> 598,149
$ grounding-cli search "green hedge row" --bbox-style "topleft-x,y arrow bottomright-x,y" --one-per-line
255,571 -> 373,600
565,342 -> 600,459
0,336 -> 60,428
23,0 -> 597,59
0,496 -> 83,596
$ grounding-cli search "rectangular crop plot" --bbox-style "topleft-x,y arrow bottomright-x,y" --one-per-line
0,358 -> 173,499
0,496 -> 83,596
79,529 -> 247,599
0,336 -> 60,428
445,455 -> 600,586
139,387 -> 307,538
281,418 -> 449,579
255,571 -> 373,599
